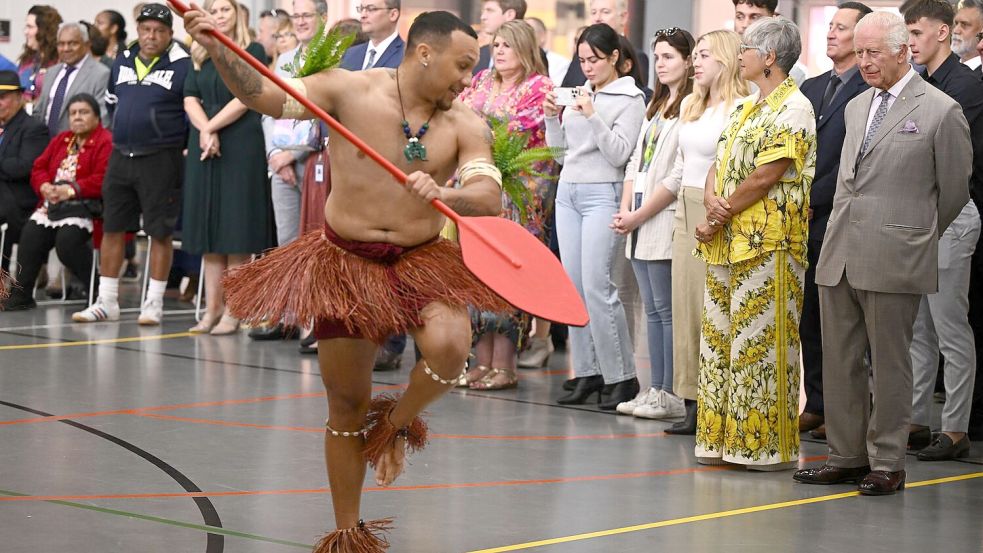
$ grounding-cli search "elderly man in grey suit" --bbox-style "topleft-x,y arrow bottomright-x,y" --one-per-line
34,22 -> 110,135
793,11 -> 972,496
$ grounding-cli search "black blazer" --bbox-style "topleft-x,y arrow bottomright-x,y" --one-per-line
799,68 -> 869,242
474,44 -> 550,76
0,109 -> 48,217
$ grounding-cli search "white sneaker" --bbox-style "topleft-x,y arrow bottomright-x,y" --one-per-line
616,387 -> 658,415
137,298 -> 163,326
72,297 -> 120,323
633,389 -> 671,419
662,392 -> 686,418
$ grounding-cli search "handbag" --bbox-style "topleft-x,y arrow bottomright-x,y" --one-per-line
46,198 -> 103,220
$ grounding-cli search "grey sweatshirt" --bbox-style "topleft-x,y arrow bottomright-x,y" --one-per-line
545,76 -> 646,184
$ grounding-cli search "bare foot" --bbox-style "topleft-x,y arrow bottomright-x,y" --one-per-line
374,434 -> 406,486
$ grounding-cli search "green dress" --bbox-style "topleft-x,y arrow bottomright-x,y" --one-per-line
182,42 -> 273,255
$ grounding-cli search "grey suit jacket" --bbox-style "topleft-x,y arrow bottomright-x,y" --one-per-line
815,75 -> 972,294
34,55 -> 111,133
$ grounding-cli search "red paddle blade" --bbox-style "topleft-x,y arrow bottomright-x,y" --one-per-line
456,216 -> 588,327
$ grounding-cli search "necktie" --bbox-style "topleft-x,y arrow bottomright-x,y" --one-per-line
364,48 -> 377,70
47,64 -> 76,137
860,90 -> 891,159
820,73 -> 841,115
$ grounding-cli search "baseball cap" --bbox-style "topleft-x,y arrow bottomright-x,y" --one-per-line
0,70 -> 24,92
137,3 -> 174,28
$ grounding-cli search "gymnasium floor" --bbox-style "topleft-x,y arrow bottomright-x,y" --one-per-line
1,295 -> 982,553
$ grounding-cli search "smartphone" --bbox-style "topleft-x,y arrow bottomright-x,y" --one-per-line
555,87 -> 582,106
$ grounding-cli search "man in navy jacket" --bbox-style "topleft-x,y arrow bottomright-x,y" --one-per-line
340,0 -> 404,71
797,2 -> 872,436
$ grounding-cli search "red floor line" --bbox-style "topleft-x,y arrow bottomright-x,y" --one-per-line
136,412 -> 670,440
1,459 -> 809,503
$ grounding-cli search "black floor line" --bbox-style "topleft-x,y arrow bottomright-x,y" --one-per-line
0,400 -> 224,553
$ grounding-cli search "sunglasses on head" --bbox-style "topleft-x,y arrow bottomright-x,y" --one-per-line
139,5 -> 170,19
654,27 -> 681,38
261,8 -> 290,18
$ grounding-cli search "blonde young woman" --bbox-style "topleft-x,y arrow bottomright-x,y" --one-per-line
270,15 -> 297,69
660,30 -> 749,435
183,0 -> 272,334
610,28 -> 696,420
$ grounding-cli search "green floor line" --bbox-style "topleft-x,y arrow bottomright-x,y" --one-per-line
0,489 -> 311,549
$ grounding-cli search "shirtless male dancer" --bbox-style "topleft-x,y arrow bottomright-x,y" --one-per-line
184,7 -> 510,551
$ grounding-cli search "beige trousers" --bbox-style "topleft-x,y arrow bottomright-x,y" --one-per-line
671,187 -> 707,400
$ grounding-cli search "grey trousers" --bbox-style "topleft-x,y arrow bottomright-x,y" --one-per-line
820,273 -> 922,472
911,202 -> 981,432
271,160 -> 306,247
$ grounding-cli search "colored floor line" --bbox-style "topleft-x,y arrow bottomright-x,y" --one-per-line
465,470 -> 983,553
0,461 -> 773,503
136,412 -> 669,440
0,331 -> 195,350
0,489 -> 310,549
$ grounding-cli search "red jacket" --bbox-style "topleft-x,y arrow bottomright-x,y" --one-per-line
30,125 -> 112,204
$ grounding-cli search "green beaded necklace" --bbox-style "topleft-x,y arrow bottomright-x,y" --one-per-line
395,67 -> 437,162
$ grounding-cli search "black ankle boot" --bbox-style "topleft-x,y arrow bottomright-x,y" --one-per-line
599,378 -> 640,410
557,375 -> 604,405
665,399 -> 697,435
562,376 -> 581,391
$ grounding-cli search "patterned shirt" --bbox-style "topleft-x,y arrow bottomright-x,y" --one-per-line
697,77 -> 817,266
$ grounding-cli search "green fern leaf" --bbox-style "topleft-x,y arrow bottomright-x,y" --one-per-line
290,20 -> 356,78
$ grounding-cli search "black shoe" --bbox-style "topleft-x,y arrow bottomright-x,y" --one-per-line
3,291 -> 36,311
665,400 -> 697,435
562,377 -> 580,391
793,464 -> 870,485
908,427 -> 932,450
599,378 -> 640,410
298,331 -> 317,354
249,323 -> 298,341
557,375 -> 604,405
917,433 -> 971,461
373,349 -> 402,371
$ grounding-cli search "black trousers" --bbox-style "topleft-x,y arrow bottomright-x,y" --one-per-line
13,219 -> 93,296
800,237 -> 825,416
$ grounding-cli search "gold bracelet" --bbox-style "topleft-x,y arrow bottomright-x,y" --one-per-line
281,77 -> 310,120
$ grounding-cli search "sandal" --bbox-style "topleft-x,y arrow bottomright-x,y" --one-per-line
469,367 -> 518,391
459,364 -> 492,387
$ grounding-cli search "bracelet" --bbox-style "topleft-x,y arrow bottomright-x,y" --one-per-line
422,362 -> 467,386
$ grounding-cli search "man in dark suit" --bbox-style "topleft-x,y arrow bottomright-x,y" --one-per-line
340,0 -> 404,72
560,0 -> 648,89
0,71 -> 49,273
796,2 -> 872,436
474,0 -> 527,75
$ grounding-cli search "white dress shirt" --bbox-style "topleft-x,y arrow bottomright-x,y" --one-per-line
864,66 -> 918,138
363,30 -> 399,70
963,56 -> 982,71
45,55 -> 88,123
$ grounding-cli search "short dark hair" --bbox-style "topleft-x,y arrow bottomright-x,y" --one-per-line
99,10 -> 127,45
901,0 -> 955,27
485,0 -> 527,19
577,23 -> 621,64
732,0 -> 778,13
406,11 -> 478,50
838,2 -> 874,23
67,92 -> 101,119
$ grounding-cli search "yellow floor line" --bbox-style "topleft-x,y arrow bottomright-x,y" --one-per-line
467,471 -> 983,552
0,332 -> 195,351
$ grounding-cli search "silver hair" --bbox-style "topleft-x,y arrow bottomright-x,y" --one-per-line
854,10 -> 909,55
742,16 -> 802,76
58,21 -> 89,43
958,0 -> 983,18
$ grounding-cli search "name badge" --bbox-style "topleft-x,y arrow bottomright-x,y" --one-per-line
634,192 -> 643,210
315,162 -> 324,183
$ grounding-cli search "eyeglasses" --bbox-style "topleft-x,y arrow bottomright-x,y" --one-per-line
356,4 -> 394,14
977,31 -> 983,42
261,8 -> 289,18
739,43 -> 758,54
290,12 -> 318,21
273,32 -> 296,40
654,27 -> 681,38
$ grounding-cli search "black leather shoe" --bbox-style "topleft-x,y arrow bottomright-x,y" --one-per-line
599,378 -> 640,410
557,375 -> 603,405
665,399 -> 697,435
298,331 -> 317,354
917,433 -> 971,461
248,323 -> 298,341
793,464 -> 870,485
373,349 -> 402,371
3,291 -> 36,311
858,470 -> 905,496
908,427 -> 932,450
799,411 -> 824,432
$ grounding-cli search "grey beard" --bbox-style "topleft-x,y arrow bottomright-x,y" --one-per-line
952,36 -> 975,59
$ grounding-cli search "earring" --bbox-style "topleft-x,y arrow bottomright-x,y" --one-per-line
764,66 -> 771,78
422,60 -> 429,68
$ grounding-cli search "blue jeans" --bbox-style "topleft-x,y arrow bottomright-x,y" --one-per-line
632,259 -> 673,391
555,181 -> 636,384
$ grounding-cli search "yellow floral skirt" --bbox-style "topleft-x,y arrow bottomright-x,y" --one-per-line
695,250 -> 804,467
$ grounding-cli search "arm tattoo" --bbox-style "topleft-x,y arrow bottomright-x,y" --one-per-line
213,47 -> 264,99
449,198 -> 483,216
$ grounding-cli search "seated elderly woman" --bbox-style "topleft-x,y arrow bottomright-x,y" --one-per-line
692,17 -> 817,470
3,93 -> 111,310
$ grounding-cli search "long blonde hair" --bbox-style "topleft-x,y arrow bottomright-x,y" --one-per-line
491,20 -> 547,83
680,30 -> 749,123
191,0 -> 251,69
